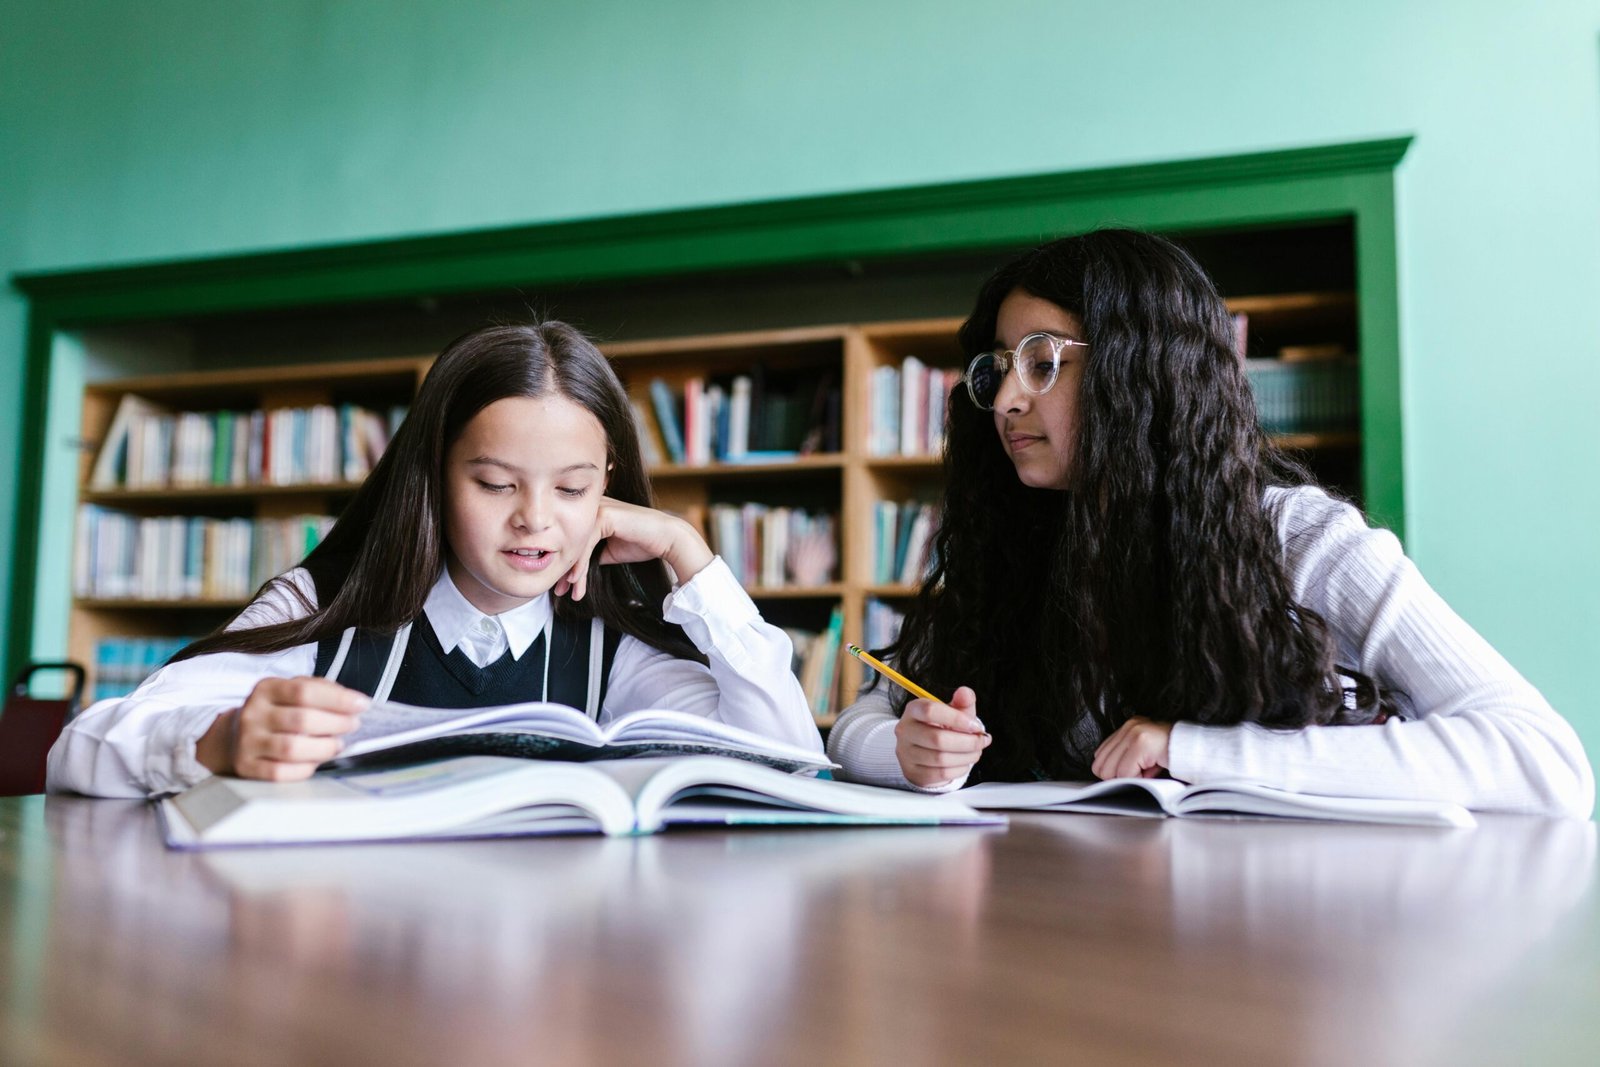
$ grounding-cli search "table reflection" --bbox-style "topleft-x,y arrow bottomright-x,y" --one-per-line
14,796 -> 1596,1067
37,797 -> 998,1065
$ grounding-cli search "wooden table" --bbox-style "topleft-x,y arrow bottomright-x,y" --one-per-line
0,796 -> 1594,1066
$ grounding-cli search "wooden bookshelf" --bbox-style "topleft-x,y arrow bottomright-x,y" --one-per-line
69,357 -> 431,694
68,289 -> 1363,723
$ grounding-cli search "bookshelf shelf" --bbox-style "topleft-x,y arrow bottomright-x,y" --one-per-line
82,481 -> 366,505
1271,431 -> 1361,450
861,455 -> 943,471
647,455 -> 847,479
76,598 -> 249,611
1225,290 -> 1355,317
864,584 -> 922,598
746,584 -> 845,599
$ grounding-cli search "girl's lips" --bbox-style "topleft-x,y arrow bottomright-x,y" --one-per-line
1007,433 -> 1043,452
503,549 -> 558,572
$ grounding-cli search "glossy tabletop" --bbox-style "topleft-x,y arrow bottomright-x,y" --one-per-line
0,796 -> 1595,1066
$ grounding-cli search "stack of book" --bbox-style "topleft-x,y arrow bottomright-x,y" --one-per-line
867,356 -> 958,457
872,501 -> 937,585
90,395 -> 406,489
782,606 -> 845,720
74,506 -> 333,601
862,598 -> 907,653
92,635 -> 196,701
1245,355 -> 1360,433
706,505 -> 837,589
640,371 -> 840,466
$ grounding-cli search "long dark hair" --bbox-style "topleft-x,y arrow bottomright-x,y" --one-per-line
174,321 -> 701,664
885,229 -> 1379,781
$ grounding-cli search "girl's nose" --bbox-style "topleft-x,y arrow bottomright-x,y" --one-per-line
513,491 -> 552,531
995,363 -> 1030,413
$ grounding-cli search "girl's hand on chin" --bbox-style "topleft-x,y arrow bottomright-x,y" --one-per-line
554,497 -> 714,601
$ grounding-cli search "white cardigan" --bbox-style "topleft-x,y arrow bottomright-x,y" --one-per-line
827,485 -> 1595,818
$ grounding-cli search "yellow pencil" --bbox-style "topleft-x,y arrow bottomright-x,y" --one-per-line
845,643 -> 941,703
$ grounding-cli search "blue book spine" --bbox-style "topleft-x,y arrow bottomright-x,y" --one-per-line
649,379 -> 686,464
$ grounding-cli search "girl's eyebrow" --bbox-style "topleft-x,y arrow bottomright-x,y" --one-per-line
466,456 -> 600,475
466,455 -> 523,474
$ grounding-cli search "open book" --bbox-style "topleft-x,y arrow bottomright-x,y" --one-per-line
159,755 -> 1003,848
961,778 -> 1476,828
329,699 -> 831,774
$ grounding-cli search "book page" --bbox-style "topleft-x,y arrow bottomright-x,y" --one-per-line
338,700 -> 605,760
1177,782 -> 1477,828
333,700 -> 830,773
590,756 -> 998,833
600,708 -> 832,771
164,756 -> 636,846
961,778 -> 1191,816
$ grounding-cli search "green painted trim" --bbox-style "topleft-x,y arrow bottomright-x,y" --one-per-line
6,137 -> 1413,674
13,138 -> 1410,322
1351,183 -> 1405,536
8,313 -> 54,683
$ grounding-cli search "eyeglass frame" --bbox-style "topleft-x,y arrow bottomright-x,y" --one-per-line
959,332 -> 1091,411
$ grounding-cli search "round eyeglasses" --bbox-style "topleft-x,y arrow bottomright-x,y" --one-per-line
960,332 -> 1090,411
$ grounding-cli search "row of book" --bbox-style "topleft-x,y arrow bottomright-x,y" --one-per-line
1244,357 -> 1360,433
74,506 -> 333,601
636,372 -> 841,467
872,501 -> 938,585
862,597 -> 908,656
782,605 -> 845,720
705,505 -> 838,589
867,357 -> 958,457
90,393 -> 406,490
92,635 -> 195,702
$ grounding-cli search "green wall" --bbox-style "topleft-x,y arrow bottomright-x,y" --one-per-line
4,1 -> 1599,766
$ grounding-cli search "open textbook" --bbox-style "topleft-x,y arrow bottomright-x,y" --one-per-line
159,755 -> 1004,848
960,778 -> 1476,828
329,699 -> 831,773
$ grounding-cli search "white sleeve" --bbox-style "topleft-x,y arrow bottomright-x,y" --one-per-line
46,569 -> 321,799
827,673 -> 968,793
598,556 -> 824,755
1168,488 -> 1595,818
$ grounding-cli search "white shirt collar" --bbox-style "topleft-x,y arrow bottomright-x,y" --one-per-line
423,569 -> 552,661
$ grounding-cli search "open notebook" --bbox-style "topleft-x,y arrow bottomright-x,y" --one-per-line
328,699 -> 831,773
960,778 -> 1476,828
159,755 -> 1004,848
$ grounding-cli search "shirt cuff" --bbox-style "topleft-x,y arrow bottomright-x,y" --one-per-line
662,556 -> 760,655
143,704 -> 228,795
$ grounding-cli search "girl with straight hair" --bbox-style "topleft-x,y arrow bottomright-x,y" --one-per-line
827,229 -> 1592,818
52,321 -> 823,797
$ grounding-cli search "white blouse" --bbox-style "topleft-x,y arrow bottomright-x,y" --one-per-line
826,485 -> 1595,819
49,556 -> 824,797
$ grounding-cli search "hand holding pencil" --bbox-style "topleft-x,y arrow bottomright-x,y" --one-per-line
847,644 -> 990,789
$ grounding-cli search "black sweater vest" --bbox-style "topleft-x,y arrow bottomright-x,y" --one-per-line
314,610 -> 623,713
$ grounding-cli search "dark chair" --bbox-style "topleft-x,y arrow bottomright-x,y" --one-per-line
0,662 -> 86,796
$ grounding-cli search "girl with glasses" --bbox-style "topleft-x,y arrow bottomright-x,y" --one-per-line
828,229 -> 1593,818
